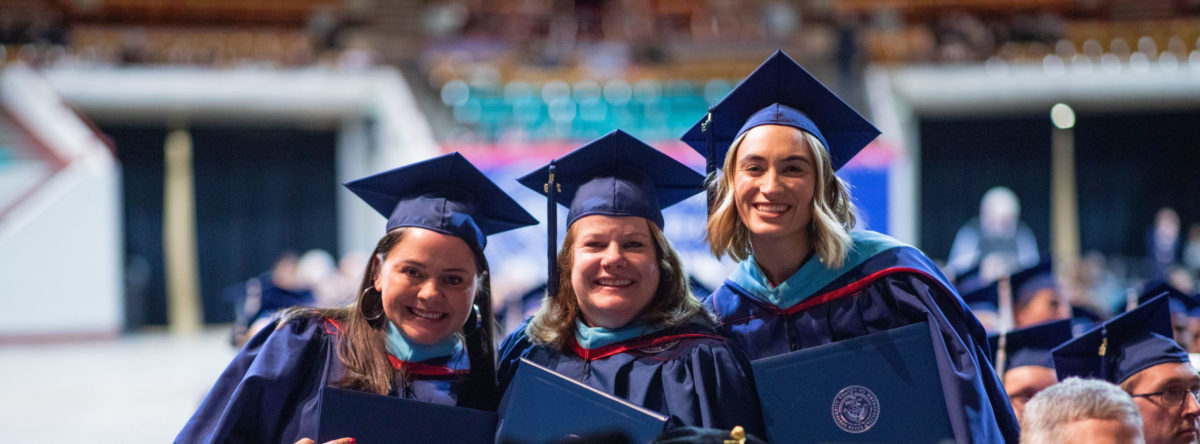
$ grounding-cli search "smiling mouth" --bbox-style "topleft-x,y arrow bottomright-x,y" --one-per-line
595,278 -> 634,288
407,306 -> 448,320
752,203 -> 791,214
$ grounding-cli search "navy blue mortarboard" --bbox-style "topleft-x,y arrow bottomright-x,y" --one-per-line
960,260 -> 1055,312
518,130 -> 704,297
680,50 -> 880,180
1010,259 -> 1055,306
1052,294 -> 1190,383
988,319 -> 1072,374
518,129 -> 703,228
1137,281 -> 1200,317
344,152 -> 538,249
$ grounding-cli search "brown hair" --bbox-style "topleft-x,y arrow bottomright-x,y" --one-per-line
704,128 -> 858,268
279,227 -> 496,406
525,218 -> 714,350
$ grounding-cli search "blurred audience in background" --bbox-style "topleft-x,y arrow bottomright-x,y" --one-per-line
949,186 -> 1040,284
1184,224 -> 1200,275
1147,207 -> 1182,279
227,249 -> 365,347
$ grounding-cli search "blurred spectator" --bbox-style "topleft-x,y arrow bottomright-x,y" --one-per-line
764,0 -> 800,43
1146,207 -> 1182,278
306,5 -> 343,52
1020,377 -> 1144,444
934,11 -> 992,63
1066,250 -> 1123,319
1166,266 -> 1197,296
422,1 -> 469,39
1011,260 -> 1070,329
335,35 -> 377,70
949,186 -> 1040,283
1183,224 -> 1200,275
296,248 -> 336,305
228,252 -> 316,347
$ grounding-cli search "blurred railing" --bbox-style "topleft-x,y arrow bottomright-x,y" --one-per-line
432,76 -> 735,144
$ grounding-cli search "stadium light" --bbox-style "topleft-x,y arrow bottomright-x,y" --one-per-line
1050,103 -> 1075,129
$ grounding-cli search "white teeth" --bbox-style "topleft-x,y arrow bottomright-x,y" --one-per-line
408,307 -> 447,320
754,203 -> 789,213
596,279 -> 633,287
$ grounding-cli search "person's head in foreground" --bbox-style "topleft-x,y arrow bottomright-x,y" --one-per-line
1020,377 -> 1144,444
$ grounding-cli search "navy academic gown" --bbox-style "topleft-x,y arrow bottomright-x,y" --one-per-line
703,230 -> 1020,443
176,315 -> 470,444
496,321 -> 766,438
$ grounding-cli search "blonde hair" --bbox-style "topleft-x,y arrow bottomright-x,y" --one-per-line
526,218 -> 714,349
705,127 -> 857,268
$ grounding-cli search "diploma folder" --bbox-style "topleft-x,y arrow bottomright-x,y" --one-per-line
495,357 -> 669,444
317,386 -> 497,444
751,322 -> 954,443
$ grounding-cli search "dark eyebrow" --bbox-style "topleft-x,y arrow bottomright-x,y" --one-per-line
399,259 -> 426,268
1160,373 -> 1200,390
399,260 -> 471,275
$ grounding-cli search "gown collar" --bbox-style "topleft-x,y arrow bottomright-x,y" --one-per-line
573,318 -> 664,350
729,230 -> 906,309
385,321 -> 464,365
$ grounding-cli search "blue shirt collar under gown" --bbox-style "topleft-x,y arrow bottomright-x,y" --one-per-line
574,319 -> 666,350
729,230 -> 907,310
385,321 -> 465,365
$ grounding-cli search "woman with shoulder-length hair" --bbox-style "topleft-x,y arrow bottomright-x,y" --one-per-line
177,153 -> 537,444
497,130 -> 764,436
680,51 -> 1019,443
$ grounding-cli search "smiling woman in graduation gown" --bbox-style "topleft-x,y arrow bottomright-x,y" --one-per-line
680,51 -> 1019,443
496,130 -> 765,436
176,153 -> 537,443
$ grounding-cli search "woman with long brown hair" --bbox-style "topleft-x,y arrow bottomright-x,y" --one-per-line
177,153 -> 536,443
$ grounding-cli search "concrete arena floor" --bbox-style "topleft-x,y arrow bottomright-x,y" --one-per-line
0,328 -> 236,443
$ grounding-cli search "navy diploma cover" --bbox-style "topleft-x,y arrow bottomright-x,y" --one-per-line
751,322 -> 954,443
496,357 -> 669,444
317,386 -> 498,444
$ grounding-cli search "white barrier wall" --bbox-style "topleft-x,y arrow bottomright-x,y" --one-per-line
0,65 -> 123,338
0,151 -> 123,336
